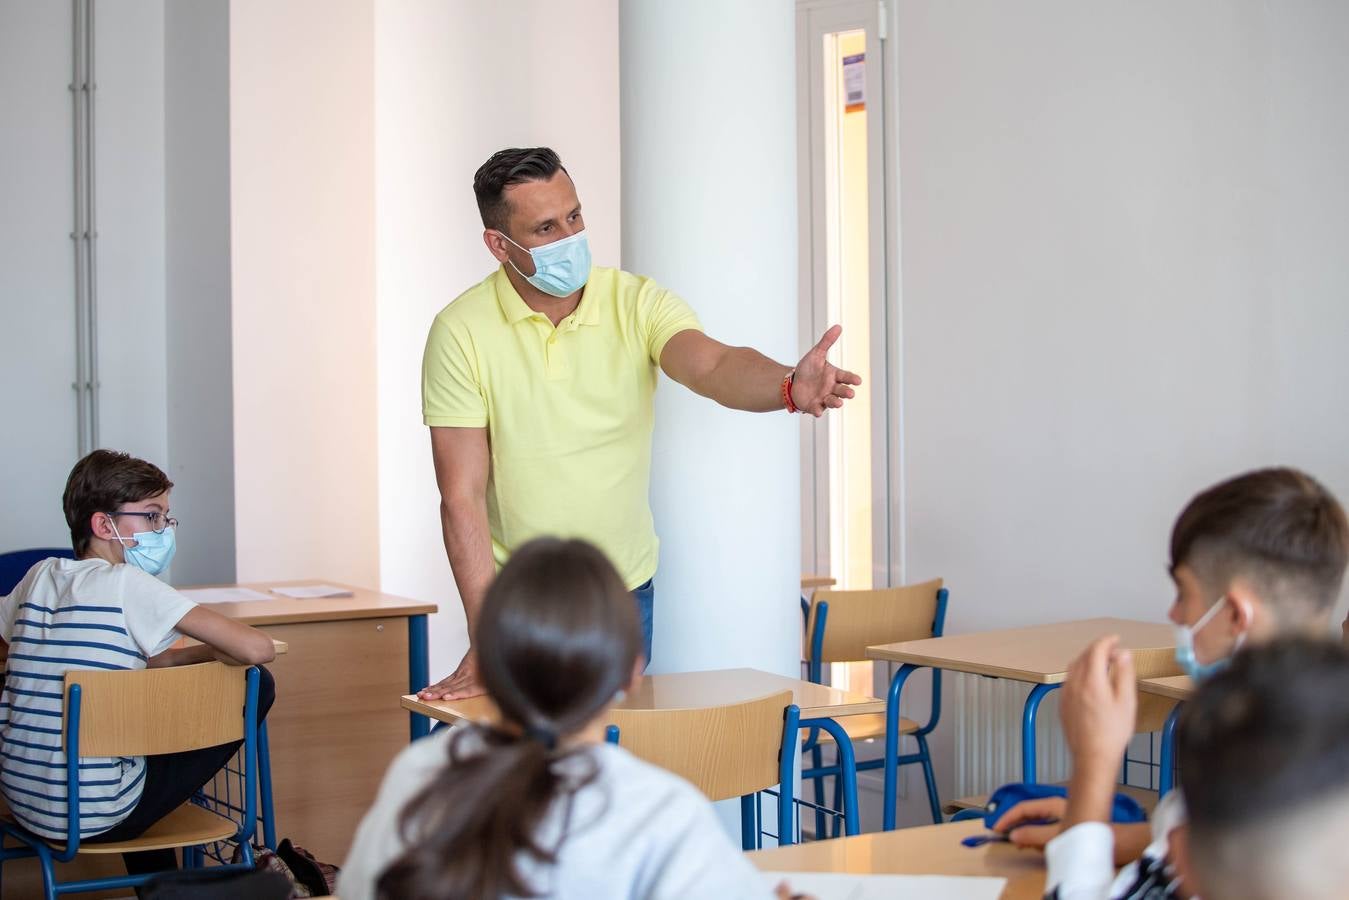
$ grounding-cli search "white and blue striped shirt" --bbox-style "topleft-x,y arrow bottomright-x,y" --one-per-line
0,557 -> 194,840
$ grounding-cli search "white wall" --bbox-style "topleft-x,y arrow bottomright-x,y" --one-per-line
95,0 -> 168,475
891,0 -> 1349,818
621,0 -> 800,679
229,0 -> 380,586
0,0 -> 168,555
165,0 -> 236,585
0,1 -> 79,551
373,0 -> 621,681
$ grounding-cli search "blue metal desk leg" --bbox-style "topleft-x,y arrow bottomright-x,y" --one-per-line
258,719 -> 277,850
883,664 -> 922,832
1021,683 -> 1060,784
409,614 -> 430,741
741,794 -> 759,851
1159,702 -> 1183,798
803,717 -> 860,836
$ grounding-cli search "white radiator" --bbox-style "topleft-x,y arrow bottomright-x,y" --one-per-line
952,673 -> 1072,799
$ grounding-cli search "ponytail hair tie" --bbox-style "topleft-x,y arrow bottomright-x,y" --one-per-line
523,724 -> 558,751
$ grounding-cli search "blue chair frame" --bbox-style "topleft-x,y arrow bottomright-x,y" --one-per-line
805,588 -> 949,832
0,548 -> 74,596
0,668 -> 263,899
607,702 -> 802,851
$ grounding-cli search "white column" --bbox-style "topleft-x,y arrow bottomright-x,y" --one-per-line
621,0 -> 800,680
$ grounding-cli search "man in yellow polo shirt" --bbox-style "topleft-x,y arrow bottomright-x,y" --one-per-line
418,147 -> 860,700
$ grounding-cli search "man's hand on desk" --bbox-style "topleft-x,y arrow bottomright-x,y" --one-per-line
418,647 -> 484,700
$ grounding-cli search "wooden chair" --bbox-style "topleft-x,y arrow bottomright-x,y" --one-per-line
605,690 -> 799,851
803,579 -> 949,831
0,663 -> 265,899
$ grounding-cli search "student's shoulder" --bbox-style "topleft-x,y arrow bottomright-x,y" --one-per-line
592,743 -> 708,812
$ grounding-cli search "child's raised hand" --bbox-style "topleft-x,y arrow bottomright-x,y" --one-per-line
1060,636 -> 1137,768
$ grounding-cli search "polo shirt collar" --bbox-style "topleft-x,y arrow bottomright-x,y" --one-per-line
493,267 -> 535,324
494,266 -> 602,326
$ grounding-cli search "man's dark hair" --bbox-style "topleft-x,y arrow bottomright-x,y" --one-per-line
472,147 -> 568,232
1179,637 -> 1349,899
63,449 -> 173,556
1169,467 -> 1349,618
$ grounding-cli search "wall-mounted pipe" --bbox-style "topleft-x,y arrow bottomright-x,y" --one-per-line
69,0 -> 99,455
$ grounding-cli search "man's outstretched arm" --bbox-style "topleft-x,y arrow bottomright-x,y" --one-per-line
660,324 -> 861,416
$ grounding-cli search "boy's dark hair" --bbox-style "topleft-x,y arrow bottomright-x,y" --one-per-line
63,449 -> 173,556
472,147 -> 567,232
1179,637 -> 1349,899
1169,467 -> 1349,618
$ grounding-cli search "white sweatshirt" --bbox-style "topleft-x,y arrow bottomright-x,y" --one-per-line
340,727 -> 776,900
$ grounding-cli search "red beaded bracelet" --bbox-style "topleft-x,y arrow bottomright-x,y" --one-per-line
782,371 -> 799,414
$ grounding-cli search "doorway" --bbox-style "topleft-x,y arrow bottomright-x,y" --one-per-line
797,0 -> 895,692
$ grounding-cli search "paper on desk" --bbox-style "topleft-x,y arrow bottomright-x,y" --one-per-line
269,584 -> 354,599
179,587 -> 273,604
761,872 -> 1005,900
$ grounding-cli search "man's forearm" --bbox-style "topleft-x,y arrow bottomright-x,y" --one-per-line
698,346 -> 791,412
440,500 -> 496,639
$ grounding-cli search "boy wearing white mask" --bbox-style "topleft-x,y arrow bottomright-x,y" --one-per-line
0,449 -> 276,879
991,467 -> 1349,899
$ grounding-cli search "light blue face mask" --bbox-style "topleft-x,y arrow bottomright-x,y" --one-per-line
111,522 -> 177,577
500,229 -> 592,298
1173,597 -> 1246,682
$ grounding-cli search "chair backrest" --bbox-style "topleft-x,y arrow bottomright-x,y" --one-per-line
607,690 -> 793,801
1128,646 -> 1183,734
65,662 -> 249,757
806,578 -> 944,664
0,547 -> 74,596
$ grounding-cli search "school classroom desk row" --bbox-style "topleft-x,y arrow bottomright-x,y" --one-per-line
0,578 -> 1195,899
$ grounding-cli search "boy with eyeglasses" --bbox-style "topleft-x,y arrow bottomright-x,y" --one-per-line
0,449 -> 277,879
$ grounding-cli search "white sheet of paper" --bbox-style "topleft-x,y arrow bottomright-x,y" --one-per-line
268,584 -> 354,599
179,587 -> 273,604
761,872 -> 1005,900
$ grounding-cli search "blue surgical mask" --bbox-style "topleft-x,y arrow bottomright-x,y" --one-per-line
111,522 -> 177,577
1173,597 -> 1246,682
500,229 -> 592,298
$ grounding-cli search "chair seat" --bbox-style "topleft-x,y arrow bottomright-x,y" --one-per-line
801,713 -> 920,744
62,803 -> 237,854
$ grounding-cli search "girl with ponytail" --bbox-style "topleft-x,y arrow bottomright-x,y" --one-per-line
338,538 -> 780,900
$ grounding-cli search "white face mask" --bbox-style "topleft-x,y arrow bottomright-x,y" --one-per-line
1174,597 -> 1247,681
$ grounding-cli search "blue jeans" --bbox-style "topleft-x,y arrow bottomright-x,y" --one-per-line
633,577 -> 654,669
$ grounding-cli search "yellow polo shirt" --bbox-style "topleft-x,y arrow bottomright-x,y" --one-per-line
422,266 -> 701,589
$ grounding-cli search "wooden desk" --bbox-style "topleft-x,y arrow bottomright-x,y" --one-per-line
1138,674 -> 1193,797
1138,674 -> 1193,702
200,581 -> 436,866
801,574 -> 837,590
402,667 -> 884,726
748,818 -> 1045,900
403,668 -> 882,837
866,618 -> 1174,829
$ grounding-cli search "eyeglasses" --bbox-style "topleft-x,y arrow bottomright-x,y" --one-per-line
107,511 -> 179,534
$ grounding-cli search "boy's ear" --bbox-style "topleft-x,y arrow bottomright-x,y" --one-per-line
89,511 -> 117,542
1224,582 -> 1260,632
